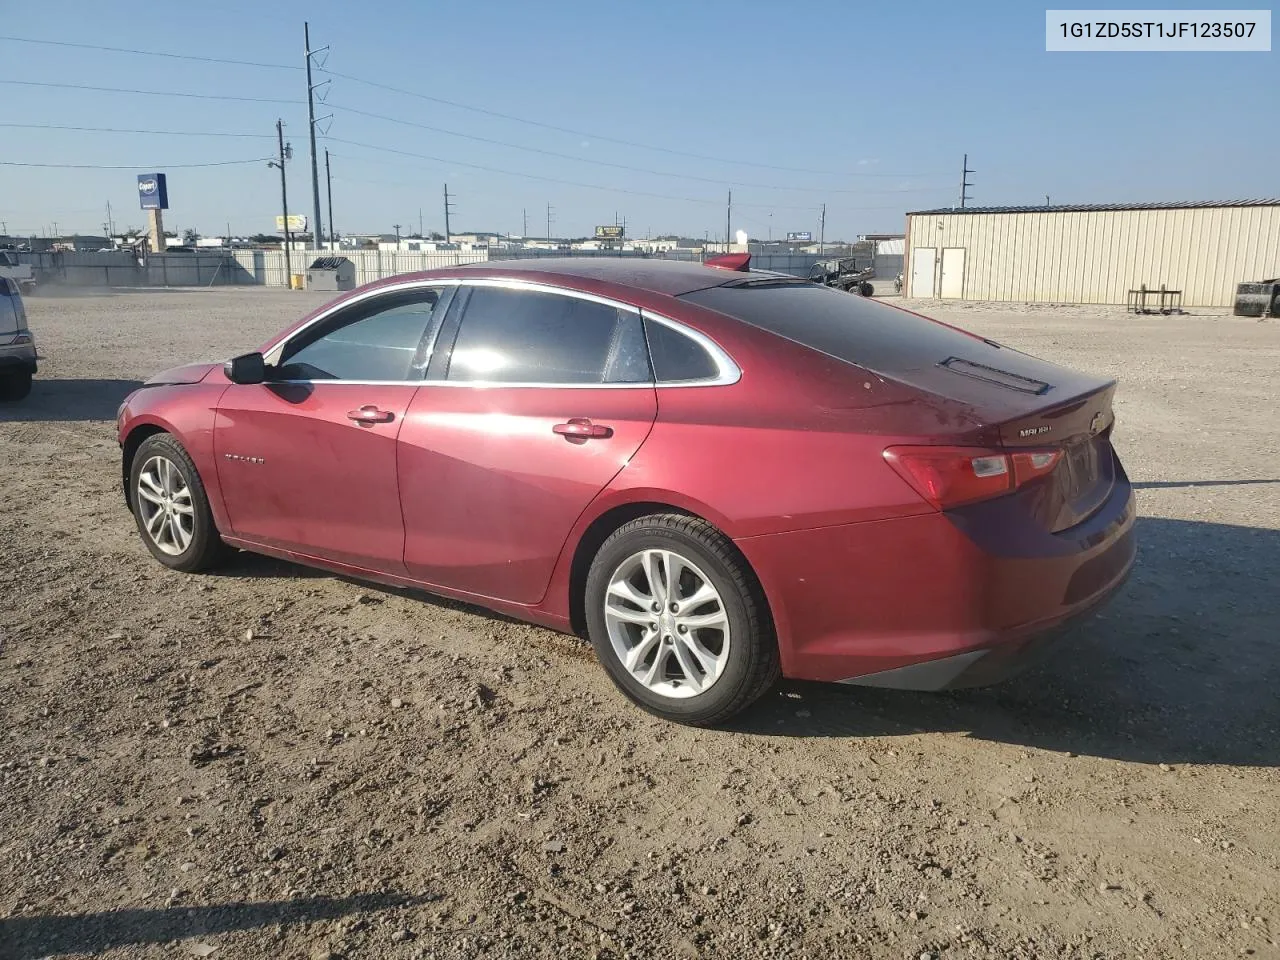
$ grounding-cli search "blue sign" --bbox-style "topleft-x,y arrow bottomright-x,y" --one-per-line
137,173 -> 169,210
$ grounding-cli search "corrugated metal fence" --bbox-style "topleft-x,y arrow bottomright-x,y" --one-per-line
14,247 -> 890,289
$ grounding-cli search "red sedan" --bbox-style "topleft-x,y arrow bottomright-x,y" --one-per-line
117,258 -> 1136,724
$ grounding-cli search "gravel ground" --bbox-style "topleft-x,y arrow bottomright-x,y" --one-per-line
1,287 -> 1278,960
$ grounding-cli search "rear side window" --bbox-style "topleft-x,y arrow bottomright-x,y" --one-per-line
644,319 -> 719,382
446,286 -> 651,384
680,282 -> 991,373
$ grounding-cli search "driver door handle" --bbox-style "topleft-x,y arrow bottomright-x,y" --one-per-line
347,405 -> 395,424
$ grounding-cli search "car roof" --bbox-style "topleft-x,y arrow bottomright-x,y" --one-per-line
389,257 -> 765,298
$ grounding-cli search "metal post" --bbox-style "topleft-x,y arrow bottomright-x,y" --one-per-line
443,184 -> 453,243
725,190 -> 731,251
274,119 -> 293,286
960,154 -> 974,208
325,149 -> 335,251
305,22 -> 324,250
819,203 -> 826,255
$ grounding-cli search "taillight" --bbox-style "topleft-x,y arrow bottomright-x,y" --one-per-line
883,446 -> 1062,509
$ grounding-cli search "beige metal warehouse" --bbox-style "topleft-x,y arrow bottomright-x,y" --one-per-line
904,200 -> 1280,308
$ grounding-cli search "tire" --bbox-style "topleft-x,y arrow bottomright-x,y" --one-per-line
0,369 -> 33,401
584,514 -> 780,726
128,433 -> 226,573
859,282 -> 874,297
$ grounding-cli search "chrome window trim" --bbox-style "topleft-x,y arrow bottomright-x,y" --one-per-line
261,278 -> 461,368
259,275 -> 741,389
640,310 -> 741,388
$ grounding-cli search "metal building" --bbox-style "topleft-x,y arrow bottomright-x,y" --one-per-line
904,200 -> 1280,307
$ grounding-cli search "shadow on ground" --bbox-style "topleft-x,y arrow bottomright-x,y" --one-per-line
211,549 -> 526,626
0,378 -> 143,422
181,510 -> 1280,768
0,892 -> 423,960
733,516 -> 1280,768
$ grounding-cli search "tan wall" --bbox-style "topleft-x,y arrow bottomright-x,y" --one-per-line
904,205 -> 1280,307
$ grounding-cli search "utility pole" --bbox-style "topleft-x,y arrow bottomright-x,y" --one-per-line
1045,194 -> 1051,207
393,223 -> 402,245
304,22 -> 329,250
443,184 -> 455,243
105,200 -> 114,240
269,119 -> 293,285
725,189 -> 732,251
325,149 -> 335,250
226,221 -> 231,248
959,153 -> 974,208
545,202 -> 554,241
522,208 -> 527,238
819,203 -> 826,255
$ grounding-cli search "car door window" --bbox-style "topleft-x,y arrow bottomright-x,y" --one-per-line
444,286 -> 651,384
275,288 -> 447,382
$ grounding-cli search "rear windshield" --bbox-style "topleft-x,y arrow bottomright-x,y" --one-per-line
680,281 -> 995,372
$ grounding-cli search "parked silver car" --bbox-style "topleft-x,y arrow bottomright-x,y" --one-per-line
0,276 -> 37,400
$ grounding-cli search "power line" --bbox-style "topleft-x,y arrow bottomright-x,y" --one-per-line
328,102 -> 939,196
0,157 -> 273,169
319,68 -> 921,178
0,34 -> 299,70
0,78 -> 296,104
0,34 -> 943,181
0,121 -> 275,138
324,138 -> 729,206
324,147 -> 922,213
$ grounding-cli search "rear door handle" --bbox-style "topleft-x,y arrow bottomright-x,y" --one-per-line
553,418 -> 613,440
347,405 -> 395,424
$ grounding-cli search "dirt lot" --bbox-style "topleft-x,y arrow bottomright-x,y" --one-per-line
2,287 -> 1278,960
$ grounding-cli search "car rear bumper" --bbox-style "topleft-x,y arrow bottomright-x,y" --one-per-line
735,457 -> 1137,687
0,341 -> 37,373
835,560 -> 1131,690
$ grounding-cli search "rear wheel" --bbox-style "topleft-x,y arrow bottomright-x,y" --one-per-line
0,369 -> 32,401
129,433 -> 226,573
859,281 -> 874,297
585,514 -> 779,725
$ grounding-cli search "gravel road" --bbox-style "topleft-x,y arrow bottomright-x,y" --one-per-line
1,288 -> 1278,960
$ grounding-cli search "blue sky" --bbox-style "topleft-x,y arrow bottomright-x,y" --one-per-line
0,1 -> 1273,241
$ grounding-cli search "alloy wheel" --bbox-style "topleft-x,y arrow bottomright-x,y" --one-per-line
603,548 -> 731,699
136,455 -> 195,556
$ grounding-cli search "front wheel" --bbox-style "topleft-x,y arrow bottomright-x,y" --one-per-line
584,514 -> 779,726
129,433 -> 226,573
859,281 -> 874,297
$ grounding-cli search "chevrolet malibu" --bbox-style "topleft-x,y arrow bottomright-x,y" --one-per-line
117,258 -> 1136,725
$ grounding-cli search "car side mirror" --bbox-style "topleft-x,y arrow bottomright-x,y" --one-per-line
224,352 -> 266,385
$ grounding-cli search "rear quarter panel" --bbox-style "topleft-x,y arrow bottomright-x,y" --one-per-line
534,298 -> 989,627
